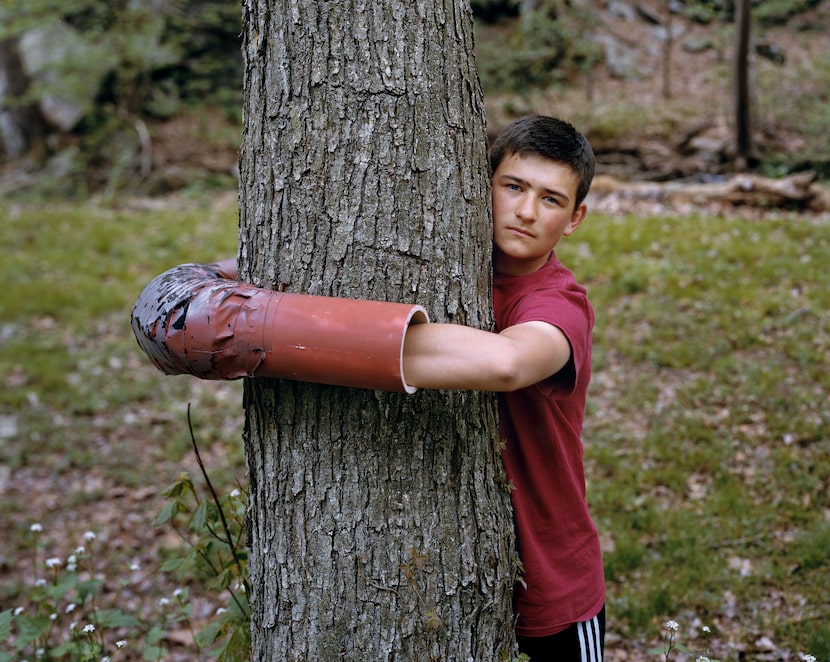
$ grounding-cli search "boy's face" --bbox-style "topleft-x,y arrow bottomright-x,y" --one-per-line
491,152 -> 587,277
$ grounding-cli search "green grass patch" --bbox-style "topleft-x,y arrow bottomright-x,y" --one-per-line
1,196 -> 828,658
560,210 -> 830,655
0,200 -> 238,407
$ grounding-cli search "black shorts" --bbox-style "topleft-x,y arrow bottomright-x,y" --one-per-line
516,605 -> 605,662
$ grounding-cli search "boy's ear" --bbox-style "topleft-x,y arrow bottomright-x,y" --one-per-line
564,203 -> 588,236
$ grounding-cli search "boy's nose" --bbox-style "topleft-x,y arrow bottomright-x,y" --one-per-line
515,194 -> 535,221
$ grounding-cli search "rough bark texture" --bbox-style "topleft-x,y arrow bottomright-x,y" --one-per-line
238,1 -> 516,660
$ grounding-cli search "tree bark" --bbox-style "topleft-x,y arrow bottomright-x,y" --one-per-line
733,0 -> 752,169
0,38 -> 43,159
661,0 -> 673,100
238,1 -> 516,659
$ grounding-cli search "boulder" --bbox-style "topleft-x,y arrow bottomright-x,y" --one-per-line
18,21 -> 116,132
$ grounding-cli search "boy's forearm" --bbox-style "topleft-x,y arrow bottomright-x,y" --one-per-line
402,321 -> 570,392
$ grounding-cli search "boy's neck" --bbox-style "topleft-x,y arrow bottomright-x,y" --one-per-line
494,249 -> 553,277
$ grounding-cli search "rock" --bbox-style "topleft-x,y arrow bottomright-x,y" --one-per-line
595,33 -> 645,79
605,0 -> 638,22
18,21 -> 117,132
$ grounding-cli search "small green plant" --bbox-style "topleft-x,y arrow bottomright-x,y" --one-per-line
1,525 -> 146,661
649,621 -> 717,662
650,618 -> 819,661
154,405 -> 251,660
0,405 -> 251,661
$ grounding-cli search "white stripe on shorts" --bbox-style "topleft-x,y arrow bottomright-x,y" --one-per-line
576,613 -> 603,662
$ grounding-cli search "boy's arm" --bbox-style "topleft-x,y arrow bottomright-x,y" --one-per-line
402,321 -> 572,392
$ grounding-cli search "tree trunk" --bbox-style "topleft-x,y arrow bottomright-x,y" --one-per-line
238,1 -> 516,659
0,38 -> 43,159
733,0 -> 752,169
661,0 -> 673,100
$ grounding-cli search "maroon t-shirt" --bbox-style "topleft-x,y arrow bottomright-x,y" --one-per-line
494,252 -> 605,637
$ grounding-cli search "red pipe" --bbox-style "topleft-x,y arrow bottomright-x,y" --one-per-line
131,260 -> 429,393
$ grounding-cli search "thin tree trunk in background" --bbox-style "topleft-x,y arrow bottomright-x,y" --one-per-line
0,38 -> 42,159
238,0 -> 516,659
662,1 -> 673,99
733,0 -> 753,169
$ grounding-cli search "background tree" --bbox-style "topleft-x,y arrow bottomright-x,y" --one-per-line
237,0 -> 516,659
733,0 -> 753,169
0,36 -> 42,159
661,0 -> 674,99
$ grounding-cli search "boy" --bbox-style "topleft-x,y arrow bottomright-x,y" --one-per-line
132,115 -> 604,660
403,116 -> 604,660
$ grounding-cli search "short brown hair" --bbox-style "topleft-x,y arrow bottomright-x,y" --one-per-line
490,115 -> 596,207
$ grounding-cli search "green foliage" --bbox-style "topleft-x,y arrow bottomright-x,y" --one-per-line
753,0 -> 823,26
1,0 -> 242,196
0,527 -> 143,660
0,431 -> 250,661
0,0 -> 241,113
678,0 -> 822,24
476,7 -> 602,95
153,406 -> 250,659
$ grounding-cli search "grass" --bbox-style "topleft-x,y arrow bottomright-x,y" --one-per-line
1,194 -> 246,658
1,194 -> 828,659
558,209 -> 830,658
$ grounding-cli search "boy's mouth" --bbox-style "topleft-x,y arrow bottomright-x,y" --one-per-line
507,226 -> 534,238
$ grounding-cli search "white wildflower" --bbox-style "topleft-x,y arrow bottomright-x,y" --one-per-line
49,613 -> 57,621
30,523 -> 43,533
35,579 -> 47,587
101,657 -> 111,662
66,603 -> 77,614
697,657 -> 710,662
82,623 -> 95,634
215,607 -> 228,615
172,588 -> 184,598
35,648 -> 45,658
83,531 -> 96,541
702,625 -> 711,634
44,557 -> 61,569
802,655 -> 816,662
14,607 -> 24,616
158,597 -> 170,607
665,620 -> 679,631
116,640 -> 127,649
129,562 -> 140,572
230,488 -> 241,498
75,546 -> 86,555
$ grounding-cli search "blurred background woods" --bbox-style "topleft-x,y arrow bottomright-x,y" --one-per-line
1,0 -> 829,200
0,0 -> 242,196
